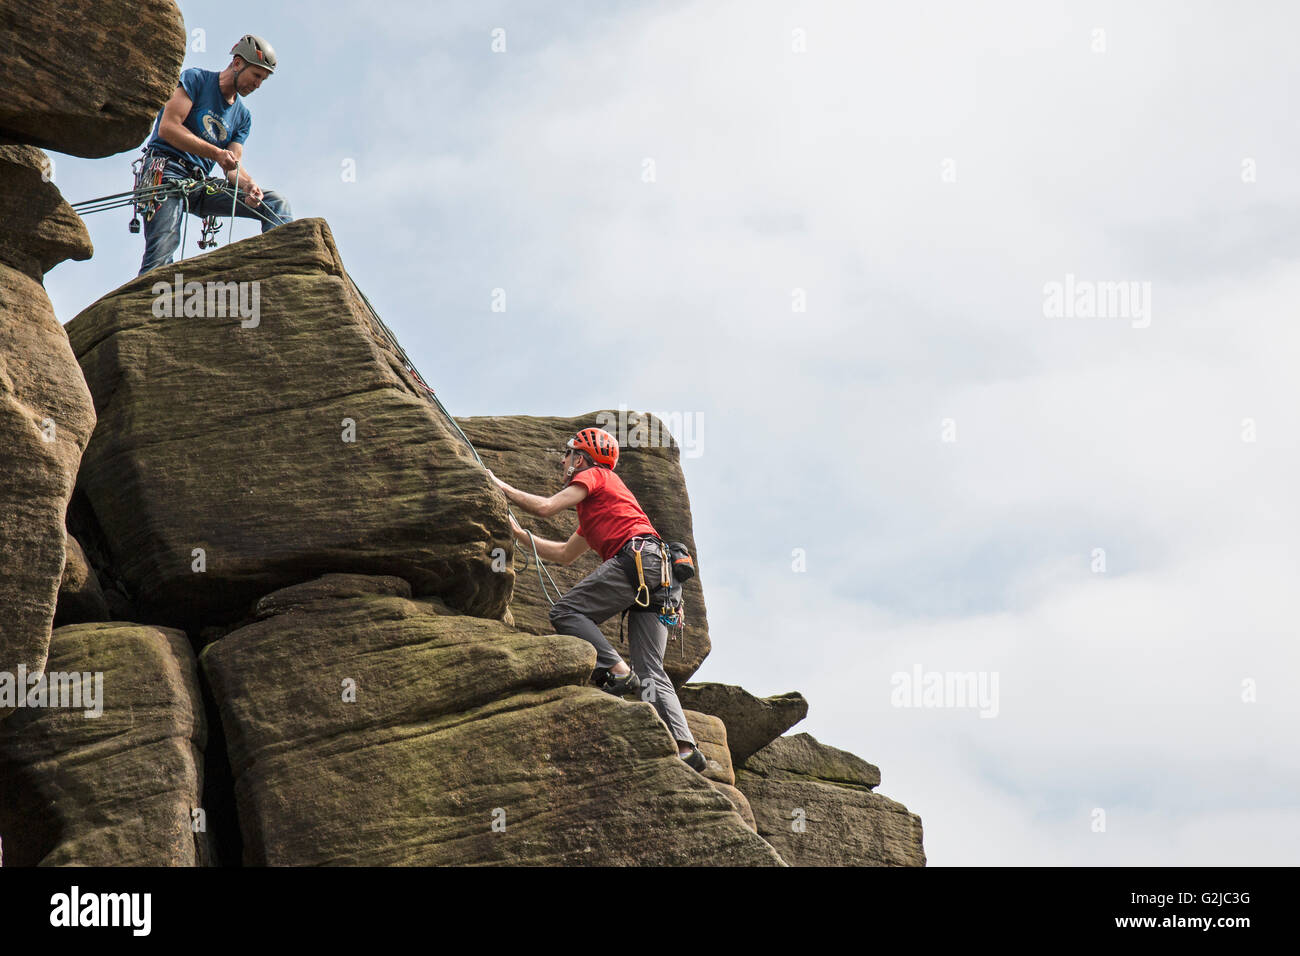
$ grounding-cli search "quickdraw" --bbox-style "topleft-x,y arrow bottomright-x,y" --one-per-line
196,214 -> 224,249
193,178 -> 229,249
631,538 -> 654,607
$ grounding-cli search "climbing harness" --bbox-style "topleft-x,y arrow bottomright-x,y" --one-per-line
617,535 -> 692,659
76,150 -> 293,258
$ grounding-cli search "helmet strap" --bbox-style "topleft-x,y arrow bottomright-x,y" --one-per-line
562,452 -> 592,486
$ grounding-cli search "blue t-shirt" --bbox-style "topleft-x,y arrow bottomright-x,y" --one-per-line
145,67 -> 251,174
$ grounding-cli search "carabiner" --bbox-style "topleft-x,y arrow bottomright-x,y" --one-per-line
632,539 -> 651,607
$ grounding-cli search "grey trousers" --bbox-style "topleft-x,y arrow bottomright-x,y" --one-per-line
549,542 -> 696,747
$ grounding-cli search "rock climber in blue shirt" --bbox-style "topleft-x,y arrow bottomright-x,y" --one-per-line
137,34 -> 293,276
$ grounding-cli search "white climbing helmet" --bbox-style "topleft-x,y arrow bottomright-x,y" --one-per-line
231,34 -> 277,74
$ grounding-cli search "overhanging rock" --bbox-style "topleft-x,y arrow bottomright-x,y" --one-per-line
677,682 -> 809,764
0,0 -> 186,158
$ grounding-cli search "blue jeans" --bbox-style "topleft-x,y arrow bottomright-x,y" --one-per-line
138,155 -> 293,276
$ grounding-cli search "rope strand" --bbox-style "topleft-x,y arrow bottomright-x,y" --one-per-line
228,160 -> 240,245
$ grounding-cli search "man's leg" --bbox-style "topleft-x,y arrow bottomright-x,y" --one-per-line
256,190 -> 293,231
138,192 -> 185,276
190,184 -> 292,232
627,611 -> 696,747
549,556 -> 637,672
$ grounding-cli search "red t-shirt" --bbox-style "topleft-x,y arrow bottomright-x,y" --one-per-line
571,467 -> 658,561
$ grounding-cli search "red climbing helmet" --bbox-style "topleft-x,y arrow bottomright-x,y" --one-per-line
568,428 -> 619,469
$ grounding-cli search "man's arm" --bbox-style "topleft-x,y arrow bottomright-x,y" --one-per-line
223,142 -> 263,203
157,86 -> 238,172
490,474 -> 588,517
515,526 -> 590,566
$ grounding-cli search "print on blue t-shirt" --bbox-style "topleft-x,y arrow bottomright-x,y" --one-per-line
145,67 -> 252,175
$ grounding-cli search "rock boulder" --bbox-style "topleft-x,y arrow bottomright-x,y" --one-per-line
0,0 -> 186,158
684,708 -> 736,785
707,781 -> 756,831
1,147 -> 97,719
54,533 -> 110,627
200,574 -> 783,866
736,733 -> 925,867
0,623 -> 211,866
677,682 -> 809,764
0,146 -> 93,282
743,732 -> 881,790
67,219 -> 514,631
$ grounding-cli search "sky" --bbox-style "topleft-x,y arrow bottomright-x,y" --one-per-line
42,0 -> 1299,865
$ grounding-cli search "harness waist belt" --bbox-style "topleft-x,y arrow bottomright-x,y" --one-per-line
619,533 -> 660,554
144,148 -> 208,180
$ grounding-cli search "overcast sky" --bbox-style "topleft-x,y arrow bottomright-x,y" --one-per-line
44,0 -> 1299,865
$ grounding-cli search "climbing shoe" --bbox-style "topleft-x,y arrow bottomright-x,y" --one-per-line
680,747 -> 707,773
590,666 -> 611,687
600,669 -> 641,697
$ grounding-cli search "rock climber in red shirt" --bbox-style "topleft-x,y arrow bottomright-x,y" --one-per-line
489,427 -> 706,773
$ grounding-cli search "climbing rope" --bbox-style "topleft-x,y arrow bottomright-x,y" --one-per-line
179,193 -> 189,260
525,531 -> 565,606
72,182 -> 182,217
345,274 -> 564,606
74,173 -> 565,605
228,159 -> 240,245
